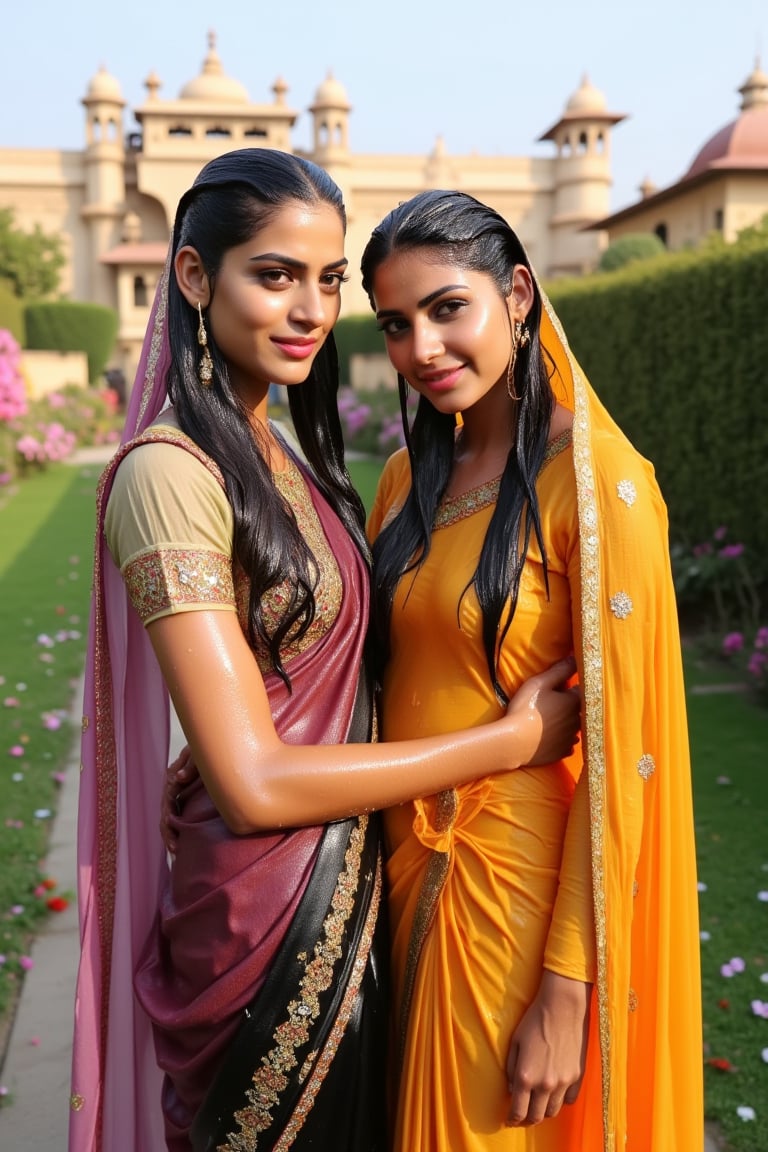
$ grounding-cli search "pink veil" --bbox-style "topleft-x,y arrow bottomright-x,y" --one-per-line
69,248 -> 176,1151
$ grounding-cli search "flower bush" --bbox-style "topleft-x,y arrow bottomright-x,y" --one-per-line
337,385 -> 418,457
671,526 -> 762,636
721,627 -> 768,705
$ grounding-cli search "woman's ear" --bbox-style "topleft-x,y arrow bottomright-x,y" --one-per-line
175,246 -> 211,309
506,264 -> 535,323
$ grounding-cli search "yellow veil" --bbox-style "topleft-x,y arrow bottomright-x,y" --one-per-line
540,294 -> 703,1149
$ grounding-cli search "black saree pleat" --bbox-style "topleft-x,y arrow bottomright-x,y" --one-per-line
190,669 -> 389,1152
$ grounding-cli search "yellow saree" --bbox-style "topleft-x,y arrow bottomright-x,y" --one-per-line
367,298 -> 703,1151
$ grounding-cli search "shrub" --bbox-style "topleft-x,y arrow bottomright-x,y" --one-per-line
597,232 -> 667,272
24,301 -> 118,384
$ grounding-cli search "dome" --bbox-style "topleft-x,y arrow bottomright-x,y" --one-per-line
312,70 -> 351,109
685,61 -> 768,179
564,74 -> 607,115
85,65 -> 124,103
179,31 -> 250,104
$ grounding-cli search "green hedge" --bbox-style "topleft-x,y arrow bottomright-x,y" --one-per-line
24,300 -> 118,384
547,239 -> 768,588
334,313 -> 385,387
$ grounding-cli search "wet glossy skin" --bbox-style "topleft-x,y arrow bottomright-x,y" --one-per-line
177,200 -> 348,414
371,248 -> 520,420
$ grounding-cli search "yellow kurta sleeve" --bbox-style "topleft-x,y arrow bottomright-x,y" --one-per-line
104,437 -> 236,624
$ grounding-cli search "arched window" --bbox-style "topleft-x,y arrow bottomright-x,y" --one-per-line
133,276 -> 148,307
205,126 -> 232,139
714,208 -> 724,231
169,125 -> 193,137
578,130 -> 589,154
244,126 -> 268,138
654,223 -> 668,247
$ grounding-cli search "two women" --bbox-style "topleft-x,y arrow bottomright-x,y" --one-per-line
69,151 -> 579,1152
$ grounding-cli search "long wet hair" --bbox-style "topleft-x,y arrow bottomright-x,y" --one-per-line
166,149 -> 368,688
360,190 -> 554,704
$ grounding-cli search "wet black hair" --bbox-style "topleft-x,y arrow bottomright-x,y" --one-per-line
361,190 -> 554,704
166,149 -> 367,688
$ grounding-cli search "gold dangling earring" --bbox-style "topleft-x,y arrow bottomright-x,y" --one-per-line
506,326 -> 520,402
197,301 -> 213,388
506,319 -> 531,401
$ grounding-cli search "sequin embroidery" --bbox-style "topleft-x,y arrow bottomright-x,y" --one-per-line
123,547 -> 233,622
637,753 -> 655,781
617,479 -> 637,507
610,591 -> 633,619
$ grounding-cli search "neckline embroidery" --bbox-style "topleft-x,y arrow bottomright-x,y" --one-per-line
434,427 -> 573,530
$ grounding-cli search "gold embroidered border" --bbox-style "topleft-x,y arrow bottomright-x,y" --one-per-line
272,855 -> 383,1151
433,428 -> 573,530
543,295 -> 611,1149
218,816 -> 370,1151
397,788 -> 459,1074
123,546 -> 234,622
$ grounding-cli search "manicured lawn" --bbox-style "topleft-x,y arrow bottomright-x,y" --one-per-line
0,463 -> 99,1033
685,652 -> 768,1150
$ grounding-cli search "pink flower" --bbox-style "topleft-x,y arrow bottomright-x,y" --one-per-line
719,543 -> 744,559
755,628 -> 768,650
3,697 -> 19,707
8,745 -> 24,757
751,999 -> 768,1018
722,632 -> 744,654
18,956 -> 34,971
714,526 -> 728,541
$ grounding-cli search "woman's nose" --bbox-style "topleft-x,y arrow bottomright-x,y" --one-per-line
411,320 -> 443,364
291,284 -> 327,328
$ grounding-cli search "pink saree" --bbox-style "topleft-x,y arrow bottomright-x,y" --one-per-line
69,261 -> 385,1151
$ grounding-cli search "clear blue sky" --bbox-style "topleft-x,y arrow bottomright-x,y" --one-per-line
3,0 -> 765,213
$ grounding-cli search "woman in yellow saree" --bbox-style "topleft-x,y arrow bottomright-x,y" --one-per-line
362,191 -> 703,1151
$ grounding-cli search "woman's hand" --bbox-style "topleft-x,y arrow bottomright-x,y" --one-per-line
505,657 -> 581,766
505,970 -> 591,1126
160,745 -> 198,853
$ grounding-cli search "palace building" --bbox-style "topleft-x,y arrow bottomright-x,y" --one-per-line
593,58 -> 768,249
0,33 -> 625,381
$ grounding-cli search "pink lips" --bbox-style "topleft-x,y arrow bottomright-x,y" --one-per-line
271,337 -> 318,360
418,365 -> 465,392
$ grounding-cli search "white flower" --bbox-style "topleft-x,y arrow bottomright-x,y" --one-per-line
736,1105 -> 756,1122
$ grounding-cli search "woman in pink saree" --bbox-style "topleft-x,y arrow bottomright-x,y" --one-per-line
69,150 -> 580,1152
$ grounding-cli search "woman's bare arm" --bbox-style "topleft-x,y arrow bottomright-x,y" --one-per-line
148,609 -> 579,834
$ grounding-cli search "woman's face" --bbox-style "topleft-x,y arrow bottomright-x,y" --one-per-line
205,200 -> 347,404
370,247 -> 521,416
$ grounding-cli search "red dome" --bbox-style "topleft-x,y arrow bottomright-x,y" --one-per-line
685,91 -> 768,178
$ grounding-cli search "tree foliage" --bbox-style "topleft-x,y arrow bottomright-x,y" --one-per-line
0,207 -> 65,300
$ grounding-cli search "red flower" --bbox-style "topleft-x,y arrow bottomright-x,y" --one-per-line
717,999 -> 730,1010
707,1057 -> 732,1072
46,896 -> 68,913
41,878 -> 57,891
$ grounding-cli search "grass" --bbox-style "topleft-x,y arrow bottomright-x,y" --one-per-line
0,462 -> 99,1040
1,454 -> 766,1145
685,650 -> 768,1150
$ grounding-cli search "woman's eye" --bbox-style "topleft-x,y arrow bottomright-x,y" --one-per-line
435,298 -> 466,319
321,272 -> 349,291
259,269 -> 292,286
377,318 -> 407,337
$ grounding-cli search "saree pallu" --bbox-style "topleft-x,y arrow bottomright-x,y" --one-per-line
368,294 -> 703,1151
70,430 -> 386,1152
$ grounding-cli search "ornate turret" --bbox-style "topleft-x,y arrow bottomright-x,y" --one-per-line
81,65 -> 127,303
309,71 -> 351,163
538,75 -> 626,274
